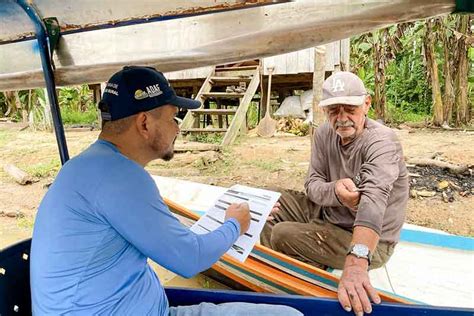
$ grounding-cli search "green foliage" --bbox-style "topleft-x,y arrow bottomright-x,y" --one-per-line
188,133 -> 223,144
58,85 -> 94,112
0,92 -> 6,115
58,85 -> 98,126
351,21 -> 433,122
246,101 -> 260,129
61,105 -> 98,125
386,107 -> 430,124
385,44 -> 431,114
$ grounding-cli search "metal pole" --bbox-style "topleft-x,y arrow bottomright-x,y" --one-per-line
17,0 -> 70,164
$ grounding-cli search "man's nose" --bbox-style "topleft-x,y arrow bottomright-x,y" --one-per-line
337,109 -> 348,120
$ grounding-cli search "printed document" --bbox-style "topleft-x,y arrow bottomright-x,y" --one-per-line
191,184 -> 280,262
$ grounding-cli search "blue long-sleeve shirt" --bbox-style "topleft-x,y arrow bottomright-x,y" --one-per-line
30,139 -> 240,315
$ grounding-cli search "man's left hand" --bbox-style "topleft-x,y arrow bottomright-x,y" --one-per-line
337,256 -> 380,315
267,202 -> 281,221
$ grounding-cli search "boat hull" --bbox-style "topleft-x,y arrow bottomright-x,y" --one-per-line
165,287 -> 474,316
0,0 -> 455,91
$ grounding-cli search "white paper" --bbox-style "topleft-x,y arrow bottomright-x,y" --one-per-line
191,184 -> 281,262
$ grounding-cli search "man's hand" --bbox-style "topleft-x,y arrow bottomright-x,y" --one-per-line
338,255 -> 380,315
267,202 -> 281,221
335,178 -> 360,211
225,203 -> 251,235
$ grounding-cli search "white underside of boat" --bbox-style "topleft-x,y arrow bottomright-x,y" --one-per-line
152,175 -> 474,308
0,0 -> 455,91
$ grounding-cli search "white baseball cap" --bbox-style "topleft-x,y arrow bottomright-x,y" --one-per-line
319,71 -> 367,107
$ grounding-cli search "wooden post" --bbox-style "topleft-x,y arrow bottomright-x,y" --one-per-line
312,45 -> 327,130
43,88 -> 53,132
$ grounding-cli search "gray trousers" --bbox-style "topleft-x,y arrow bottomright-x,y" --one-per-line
260,189 -> 394,270
169,302 -> 303,316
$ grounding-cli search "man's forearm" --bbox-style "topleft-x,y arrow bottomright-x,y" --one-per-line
345,226 -> 379,269
351,226 -> 379,251
305,180 -> 342,207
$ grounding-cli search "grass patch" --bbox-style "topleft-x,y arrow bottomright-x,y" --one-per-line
24,159 -> 61,178
198,149 -> 235,175
387,107 -> 429,124
188,133 -> 223,144
367,105 -> 430,124
17,216 -> 35,229
248,159 -> 282,172
61,107 -> 98,126
0,129 -> 13,146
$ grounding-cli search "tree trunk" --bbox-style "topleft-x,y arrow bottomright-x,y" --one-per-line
441,18 -> 455,126
312,45 -> 327,128
13,91 -> 28,124
3,91 -> 16,117
424,19 -> 444,126
373,32 -> 386,121
454,15 -> 471,126
43,88 -> 53,132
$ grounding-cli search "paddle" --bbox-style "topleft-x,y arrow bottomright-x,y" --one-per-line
257,67 -> 277,137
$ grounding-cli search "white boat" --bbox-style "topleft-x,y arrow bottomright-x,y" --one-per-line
153,175 -> 474,308
0,0 -> 458,91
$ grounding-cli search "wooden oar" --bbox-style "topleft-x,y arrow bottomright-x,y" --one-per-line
163,197 -> 413,304
256,67 -> 277,137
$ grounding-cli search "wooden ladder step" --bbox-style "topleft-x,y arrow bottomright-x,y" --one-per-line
191,109 -> 237,115
181,128 -> 227,133
201,92 -> 245,99
210,76 -> 252,83
215,65 -> 259,71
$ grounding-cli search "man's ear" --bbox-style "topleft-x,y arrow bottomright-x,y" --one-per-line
135,112 -> 151,139
363,95 -> 372,115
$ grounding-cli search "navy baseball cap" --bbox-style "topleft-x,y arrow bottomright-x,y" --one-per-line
99,66 -> 201,121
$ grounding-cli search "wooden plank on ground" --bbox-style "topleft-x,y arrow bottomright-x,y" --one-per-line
3,163 -> 33,185
174,143 -> 220,152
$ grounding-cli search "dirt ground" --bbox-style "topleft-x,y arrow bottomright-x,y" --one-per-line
1,124 -> 473,252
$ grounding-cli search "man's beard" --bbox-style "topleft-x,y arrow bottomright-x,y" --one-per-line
161,150 -> 174,161
151,135 -> 176,161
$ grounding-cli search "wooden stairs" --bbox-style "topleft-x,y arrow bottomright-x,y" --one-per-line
180,65 -> 260,146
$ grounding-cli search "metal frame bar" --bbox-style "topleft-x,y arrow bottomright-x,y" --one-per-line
17,0 -> 69,164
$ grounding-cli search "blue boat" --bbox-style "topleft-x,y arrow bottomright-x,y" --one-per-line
1,239 -> 473,315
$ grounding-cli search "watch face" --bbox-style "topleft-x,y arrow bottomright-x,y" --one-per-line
353,244 -> 369,256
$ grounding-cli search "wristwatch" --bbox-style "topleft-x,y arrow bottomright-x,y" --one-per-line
347,244 -> 372,265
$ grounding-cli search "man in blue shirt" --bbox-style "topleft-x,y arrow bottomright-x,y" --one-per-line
30,66 -> 302,316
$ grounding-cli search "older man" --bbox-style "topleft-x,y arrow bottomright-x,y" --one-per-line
261,71 -> 409,315
31,66 -> 302,316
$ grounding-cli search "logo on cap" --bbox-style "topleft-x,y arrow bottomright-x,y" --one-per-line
331,78 -> 345,93
134,89 -> 148,100
134,84 -> 163,100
